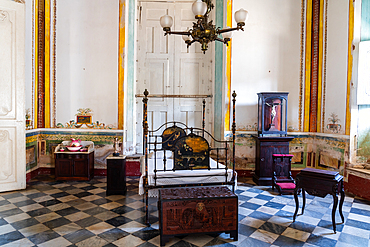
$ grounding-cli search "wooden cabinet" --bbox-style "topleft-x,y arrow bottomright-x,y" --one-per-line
106,155 -> 127,195
253,135 -> 294,186
55,152 -> 94,181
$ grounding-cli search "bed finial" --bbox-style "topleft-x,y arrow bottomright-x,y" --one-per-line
143,89 -> 149,100
142,89 -> 149,135
232,90 -> 236,132
232,91 -> 237,99
232,90 -> 236,193
142,89 -> 150,226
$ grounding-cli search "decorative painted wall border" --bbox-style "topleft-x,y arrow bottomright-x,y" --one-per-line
52,0 -> 57,127
31,0 -> 35,129
26,129 -> 124,144
322,0 -> 328,133
304,0 -> 312,132
37,0 -> 45,128
309,0 -> 320,132
299,0 -> 305,132
316,0 -> 324,132
44,0 -> 51,128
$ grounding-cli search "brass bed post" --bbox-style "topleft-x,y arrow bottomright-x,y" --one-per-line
202,99 -> 206,137
142,89 -> 150,225
232,91 -> 237,193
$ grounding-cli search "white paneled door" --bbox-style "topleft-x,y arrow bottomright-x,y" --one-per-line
136,0 -> 214,152
0,0 -> 26,192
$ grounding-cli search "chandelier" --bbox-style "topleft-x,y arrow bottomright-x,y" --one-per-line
160,0 -> 248,53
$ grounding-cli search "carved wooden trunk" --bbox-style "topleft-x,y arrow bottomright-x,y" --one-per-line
158,187 -> 238,246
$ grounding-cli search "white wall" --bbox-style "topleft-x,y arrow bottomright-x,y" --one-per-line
324,0 -> 349,134
56,0 -> 119,127
25,0 -> 32,121
231,0 -> 301,131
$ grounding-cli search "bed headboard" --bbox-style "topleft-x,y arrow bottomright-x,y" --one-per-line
173,134 -> 210,170
161,126 -> 186,150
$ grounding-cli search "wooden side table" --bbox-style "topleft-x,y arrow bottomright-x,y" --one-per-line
106,155 -> 127,195
293,168 -> 345,233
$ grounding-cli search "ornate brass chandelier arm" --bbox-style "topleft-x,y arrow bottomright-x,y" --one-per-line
201,0 -> 213,15
215,37 -> 228,44
165,31 -> 191,36
185,39 -> 196,48
217,27 -> 237,34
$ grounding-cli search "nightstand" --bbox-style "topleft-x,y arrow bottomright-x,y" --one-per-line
106,154 -> 127,195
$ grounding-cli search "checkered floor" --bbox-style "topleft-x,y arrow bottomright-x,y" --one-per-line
0,176 -> 370,247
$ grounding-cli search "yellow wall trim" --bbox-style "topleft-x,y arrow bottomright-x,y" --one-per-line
118,0 -> 125,130
225,0 -> 232,131
316,0 -> 324,132
34,0 -> 38,128
45,0 -> 51,128
346,0 -> 354,135
304,0 -> 313,132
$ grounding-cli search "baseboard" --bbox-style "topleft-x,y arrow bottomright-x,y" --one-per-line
26,161 -> 142,182
235,170 -> 254,177
344,174 -> 370,201
235,169 -> 302,178
26,168 -> 55,182
27,168 -> 109,181
126,161 -> 141,176
94,169 -> 107,176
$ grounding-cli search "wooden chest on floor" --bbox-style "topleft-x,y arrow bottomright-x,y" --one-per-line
158,186 -> 238,246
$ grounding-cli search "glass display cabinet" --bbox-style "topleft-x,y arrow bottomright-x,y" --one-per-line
257,92 -> 289,136
253,92 -> 293,186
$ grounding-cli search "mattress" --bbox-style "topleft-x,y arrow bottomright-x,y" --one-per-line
139,156 -> 236,196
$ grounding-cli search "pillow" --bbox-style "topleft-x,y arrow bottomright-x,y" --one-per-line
148,150 -> 173,159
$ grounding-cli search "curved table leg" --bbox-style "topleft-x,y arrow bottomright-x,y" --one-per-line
339,181 -> 345,223
332,193 -> 338,233
293,187 -> 300,222
302,188 -> 306,215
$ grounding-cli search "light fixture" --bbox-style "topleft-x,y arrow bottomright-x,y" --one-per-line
160,0 -> 248,53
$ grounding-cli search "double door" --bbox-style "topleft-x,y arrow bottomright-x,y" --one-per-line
136,1 -> 214,152
0,0 -> 26,192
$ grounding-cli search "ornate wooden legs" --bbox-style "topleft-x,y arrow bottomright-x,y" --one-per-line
229,230 -> 238,241
293,187 -> 299,222
331,193 -> 338,233
339,182 -> 345,223
302,188 -> 306,215
293,185 -> 345,234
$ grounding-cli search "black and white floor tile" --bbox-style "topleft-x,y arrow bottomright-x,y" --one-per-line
0,176 -> 369,247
